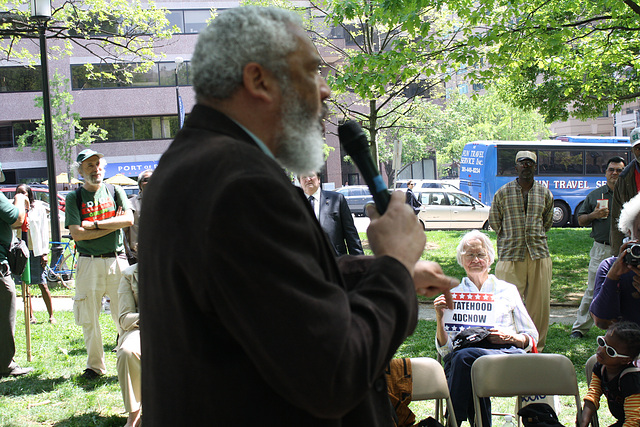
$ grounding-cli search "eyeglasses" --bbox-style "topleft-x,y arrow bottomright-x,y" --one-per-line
463,253 -> 488,260
140,177 -> 150,183
517,160 -> 535,167
597,335 -> 631,358
607,168 -> 624,173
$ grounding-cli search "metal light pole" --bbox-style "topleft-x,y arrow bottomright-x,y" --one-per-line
175,57 -> 184,129
31,0 -> 62,261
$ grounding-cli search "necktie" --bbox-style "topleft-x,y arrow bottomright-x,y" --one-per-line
308,195 -> 315,210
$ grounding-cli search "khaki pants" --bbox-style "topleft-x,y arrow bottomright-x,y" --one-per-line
495,253 -> 552,351
572,241 -> 608,334
117,329 -> 141,412
73,255 -> 128,374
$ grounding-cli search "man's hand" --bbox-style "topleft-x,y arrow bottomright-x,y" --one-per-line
414,260 -> 458,301
366,191 -> 425,276
591,205 -> 609,219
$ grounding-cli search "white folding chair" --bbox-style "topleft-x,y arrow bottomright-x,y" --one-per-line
471,353 -> 582,427
585,354 -> 599,427
411,357 -> 458,427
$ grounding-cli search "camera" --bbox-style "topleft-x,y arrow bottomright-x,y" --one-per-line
623,243 -> 640,266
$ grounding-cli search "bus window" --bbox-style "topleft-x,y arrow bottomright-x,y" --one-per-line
496,148 -> 521,176
585,150 -> 631,175
538,150 -> 583,175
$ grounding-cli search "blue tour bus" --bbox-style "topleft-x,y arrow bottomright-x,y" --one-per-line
458,136 -> 631,227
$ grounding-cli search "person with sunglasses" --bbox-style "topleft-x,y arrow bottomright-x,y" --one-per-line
579,321 -> 640,427
591,191 -> 640,330
124,169 -> 152,265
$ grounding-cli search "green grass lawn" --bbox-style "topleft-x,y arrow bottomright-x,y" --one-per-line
362,227 -> 593,304
2,227 -> 599,425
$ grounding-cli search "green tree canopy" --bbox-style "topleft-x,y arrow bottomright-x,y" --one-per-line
376,88 -> 550,180
444,0 -> 640,122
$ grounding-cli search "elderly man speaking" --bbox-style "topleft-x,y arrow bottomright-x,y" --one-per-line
138,6 -> 456,426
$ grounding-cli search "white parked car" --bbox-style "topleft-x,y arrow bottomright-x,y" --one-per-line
415,188 -> 490,230
395,179 -> 459,191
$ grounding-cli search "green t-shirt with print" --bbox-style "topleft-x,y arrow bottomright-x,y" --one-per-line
65,184 -> 129,255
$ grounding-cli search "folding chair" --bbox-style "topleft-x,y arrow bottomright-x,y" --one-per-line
470,353 -> 582,427
585,354 -> 599,427
411,357 -> 458,427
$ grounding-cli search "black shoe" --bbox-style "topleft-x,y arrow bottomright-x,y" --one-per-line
0,366 -> 34,378
570,331 -> 583,339
80,368 -> 102,380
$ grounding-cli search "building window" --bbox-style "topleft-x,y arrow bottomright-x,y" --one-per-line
166,10 -> 185,33
458,84 -> 468,94
184,10 -> 211,34
71,61 -> 191,90
0,66 -> 43,92
472,83 -> 484,91
80,115 -> 180,142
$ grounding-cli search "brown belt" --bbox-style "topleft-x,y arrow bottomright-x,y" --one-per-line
79,252 -> 123,258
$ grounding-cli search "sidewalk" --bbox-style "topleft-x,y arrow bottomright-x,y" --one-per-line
30,296 -> 579,325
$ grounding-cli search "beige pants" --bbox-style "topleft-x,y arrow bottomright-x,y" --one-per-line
495,253 -> 552,351
73,255 -> 128,374
117,329 -> 141,412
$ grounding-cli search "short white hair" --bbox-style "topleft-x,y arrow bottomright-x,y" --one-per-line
456,230 -> 495,270
618,192 -> 640,238
72,157 -> 107,180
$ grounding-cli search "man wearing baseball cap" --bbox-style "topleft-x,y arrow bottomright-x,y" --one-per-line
610,127 -> 640,255
489,150 -> 554,350
65,149 -> 133,379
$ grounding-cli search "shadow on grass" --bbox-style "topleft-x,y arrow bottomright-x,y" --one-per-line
73,374 -> 119,391
53,412 -> 124,426
0,375 -> 68,396
67,342 -> 118,357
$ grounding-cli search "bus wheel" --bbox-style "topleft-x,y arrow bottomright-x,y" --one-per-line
482,221 -> 490,231
553,201 -> 570,227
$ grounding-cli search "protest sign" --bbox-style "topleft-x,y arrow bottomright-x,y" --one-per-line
442,292 -> 495,333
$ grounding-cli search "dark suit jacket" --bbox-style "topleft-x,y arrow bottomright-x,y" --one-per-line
318,190 -> 364,256
139,104 -> 417,426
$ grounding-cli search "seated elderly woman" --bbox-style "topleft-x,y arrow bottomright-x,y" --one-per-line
434,230 -> 539,426
591,192 -> 640,329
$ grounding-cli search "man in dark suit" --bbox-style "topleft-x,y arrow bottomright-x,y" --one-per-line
299,172 -> 364,256
139,7 -> 456,426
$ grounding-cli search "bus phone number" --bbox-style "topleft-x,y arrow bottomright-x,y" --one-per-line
461,165 -> 481,174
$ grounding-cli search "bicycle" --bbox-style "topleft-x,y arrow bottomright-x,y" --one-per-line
45,235 -> 77,289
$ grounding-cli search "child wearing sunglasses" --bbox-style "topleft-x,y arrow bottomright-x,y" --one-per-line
579,321 -> 640,427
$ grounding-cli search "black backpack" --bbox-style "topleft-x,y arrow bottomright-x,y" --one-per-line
518,403 -> 564,427
6,238 -> 29,275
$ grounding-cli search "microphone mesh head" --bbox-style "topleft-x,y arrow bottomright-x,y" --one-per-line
338,121 -> 367,152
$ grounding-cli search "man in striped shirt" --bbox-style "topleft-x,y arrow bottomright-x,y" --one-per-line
489,150 -> 554,350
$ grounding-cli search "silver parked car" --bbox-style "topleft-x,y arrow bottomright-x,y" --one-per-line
415,188 -> 490,230
334,185 -> 373,217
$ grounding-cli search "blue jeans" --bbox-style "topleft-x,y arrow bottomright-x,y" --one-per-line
444,347 -> 525,426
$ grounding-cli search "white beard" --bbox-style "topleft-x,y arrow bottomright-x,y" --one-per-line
274,83 -> 325,175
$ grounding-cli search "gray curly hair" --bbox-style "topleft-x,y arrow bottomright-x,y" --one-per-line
191,6 -> 302,100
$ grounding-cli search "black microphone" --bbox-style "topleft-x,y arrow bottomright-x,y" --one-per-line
338,120 -> 391,214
